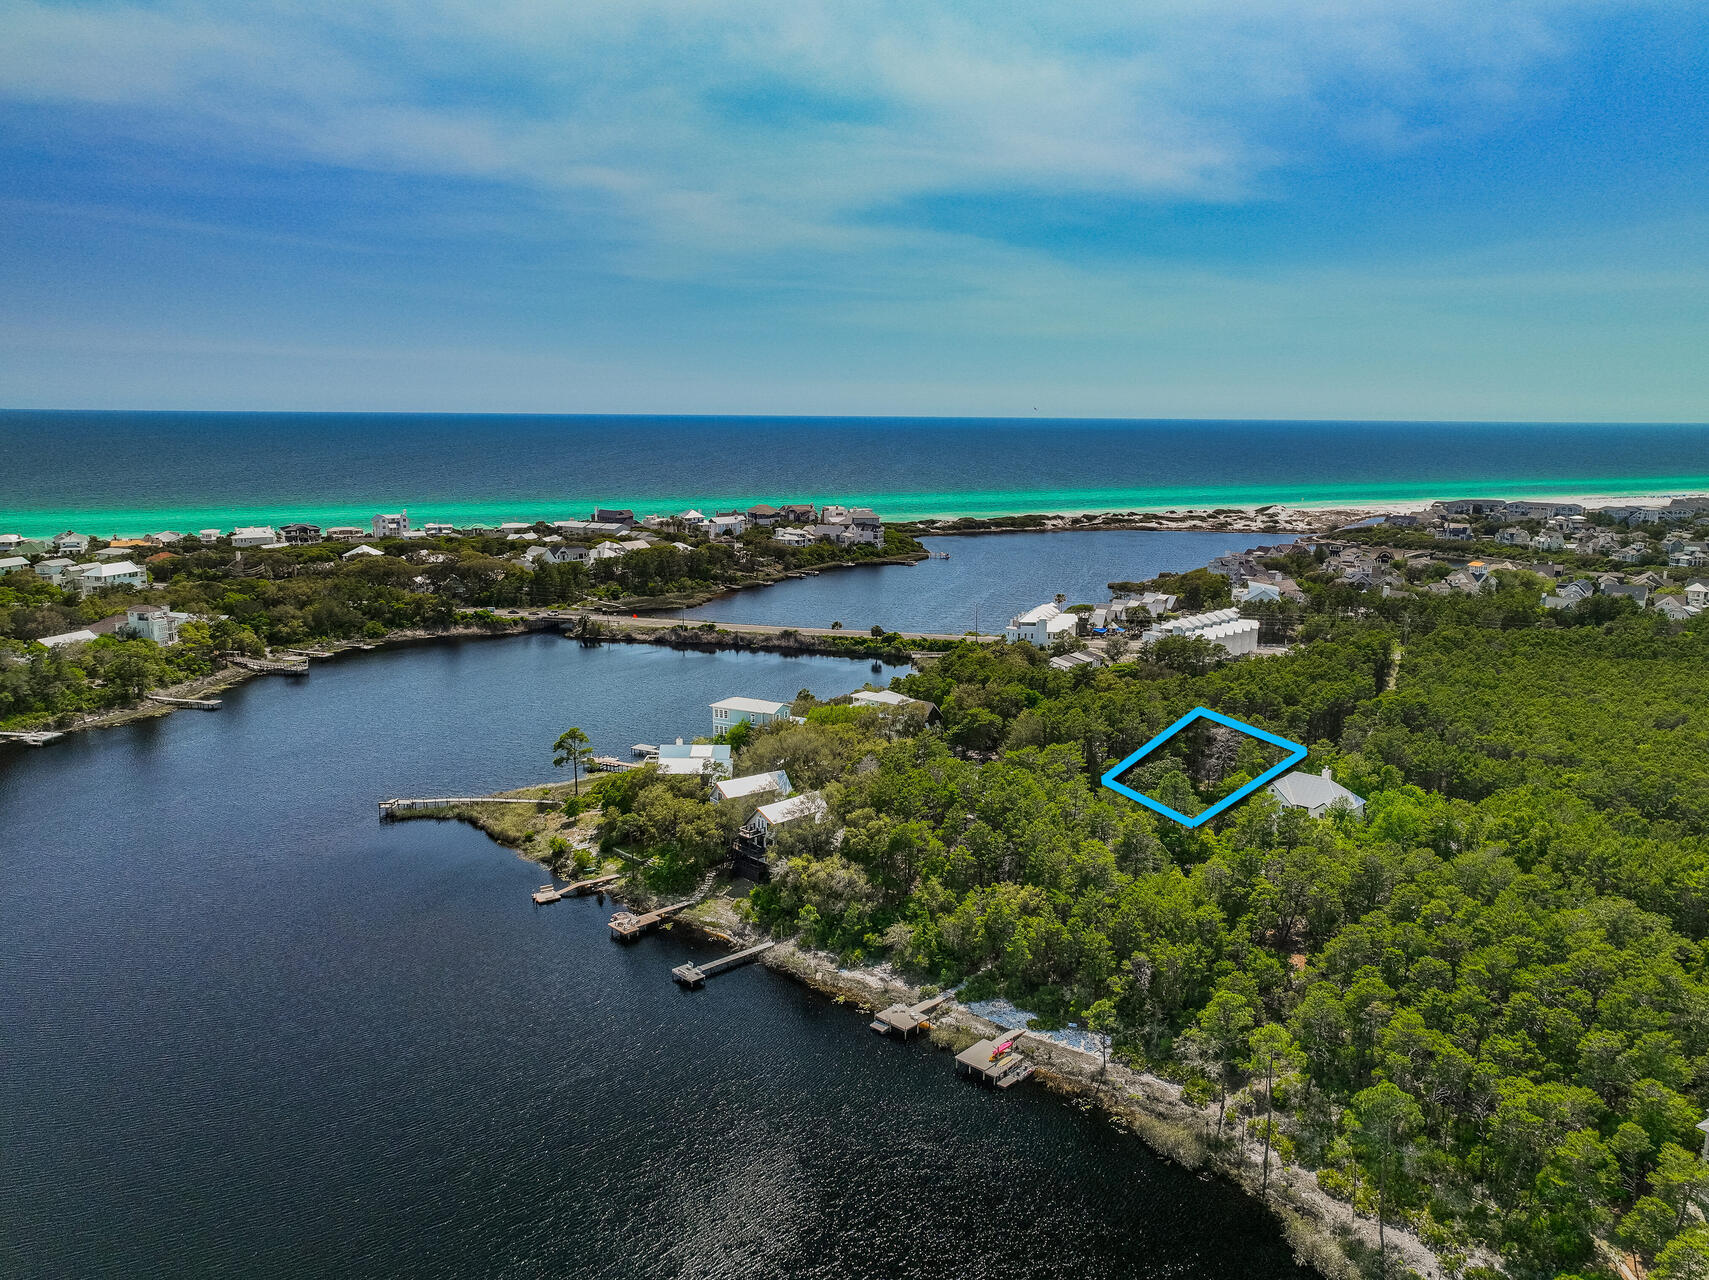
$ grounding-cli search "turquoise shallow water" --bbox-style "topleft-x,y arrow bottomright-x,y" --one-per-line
4,411 -> 1706,536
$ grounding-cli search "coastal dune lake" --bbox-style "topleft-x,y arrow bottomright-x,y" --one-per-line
1,635 -> 1311,1279
659,530 -> 1270,634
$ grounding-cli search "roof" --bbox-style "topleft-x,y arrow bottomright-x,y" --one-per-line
1011,601 -> 1061,626
39,629 -> 100,647
711,696 -> 790,715
342,544 -> 384,558
0,556 -> 29,571
1269,768 -> 1365,812
655,742 -> 733,775
80,560 -> 142,578
848,688 -> 920,709
714,770 -> 790,801
756,792 -> 827,825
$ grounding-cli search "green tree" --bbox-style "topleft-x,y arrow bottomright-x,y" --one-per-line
1655,1229 -> 1709,1280
1085,997 -> 1118,1081
1348,1081 -> 1423,1272
1246,1023 -> 1304,1195
552,726 -> 594,789
1196,990 -> 1255,1136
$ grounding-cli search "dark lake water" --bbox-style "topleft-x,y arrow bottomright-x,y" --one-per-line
2,634 -> 1310,1279
660,530 -> 1269,633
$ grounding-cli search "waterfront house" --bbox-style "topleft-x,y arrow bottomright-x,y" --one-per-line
778,503 -> 817,524
809,523 -> 862,548
342,544 -> 384,559
325,526 -> 366,542
0,534 -> 21,550
123,604 -> 193,645
845,508 -> 883,545
372,512 -> 410,538
53,532 -> 91,554
714,769 -> 791,803
1004,601 -> 1079,646
655,740 -> 733,778
745,504 -> 783,527
422,522 -> 455,537
748,791 -> 828,843
280,523 -> 322,544
711,696 -> 792,732
1267,768 -> 1366,818
230,526 -> 280,548
71,560 -> 145,596
592,508 -> 636,527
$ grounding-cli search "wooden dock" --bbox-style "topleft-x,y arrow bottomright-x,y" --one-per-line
531,872 -> 620,905
279,647 -> 334,659
0,729 -> 63,746
379,795 -> 560,818
954,1031 -> 1036,1088
590,755 -> 635,772
671,940 -> 775,988
147,694 -> 222,709
869,991 -> 954,1038
226,655 -> 309,675
608,903 -> 689,941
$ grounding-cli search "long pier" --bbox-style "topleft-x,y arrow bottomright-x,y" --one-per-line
671,940 -> 775,989
147,694 -> 222,709
379,795 -> 560,817
279,648 -> 334,659
225,655 -> 309,675
532,872 -> 620,905
608,902 -> 691,941
0,729 -> 63,746
870,990 -> 955,1038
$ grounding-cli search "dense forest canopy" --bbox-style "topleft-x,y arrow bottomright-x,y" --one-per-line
601,596 -> 1709,1279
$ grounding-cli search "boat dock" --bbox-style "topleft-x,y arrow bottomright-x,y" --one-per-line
869,991 -> 955,1038
609,902 -> 691,941
0,729 -> 63,746
226,655 -> 309,675
954,1031 -> 1036,1088
590,755 -> 636,772
631,743 -> 658,759
531,872 -> 620,905
146,694 -> 222,709
379,795 -> 559,817
279,647 -> 334,660
671,940 -> 775,988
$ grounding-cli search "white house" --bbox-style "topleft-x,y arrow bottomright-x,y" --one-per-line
372,512 -> 410,538
848,688 -> 931,713
33,557 -> 77,583
711,696 -> 792,733
38,628 -> 101,648
705,514 -> 747,538
655,741 -> 733,778
1267,768 -> 1366,818
0,555 -> 30,575
422,522 -> 455,537
342,544 -> 384,560
230,526 -> 280,548
198,529 -> 223,544
749,791 -> 828,842
53,532 -> 91,554
0,534 -> 22,550
1140,607 -> 1260,656
70,560 -> 145,596
1234,582 -> 1282,604
714,769 -> 791,803
773,528 -> 812,547
1685,579 -> 1709,609
1005,601 -> 1079,646
124,605 -> 194,645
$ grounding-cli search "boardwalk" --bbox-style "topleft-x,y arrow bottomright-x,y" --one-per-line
608,871 -> 717,941
146,694 -> 221,709
0,729 -> 63,746
671,940 -> 775,988
225,654 -> 309,675
379,795 -> 560,817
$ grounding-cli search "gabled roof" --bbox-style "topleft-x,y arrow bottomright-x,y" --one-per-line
714,770 -> 790,801
1268,768 -> 1365,812
756,792 -> 827,826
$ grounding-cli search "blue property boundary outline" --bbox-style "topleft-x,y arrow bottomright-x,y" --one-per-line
1100,707 -> 1307,829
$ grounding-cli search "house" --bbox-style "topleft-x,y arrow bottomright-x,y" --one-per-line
0,556 -> 32,575
1654,596 -> 1699,622
714,769 -> 791,803
748,791 -> 828,843
372,512 -> 410,538
33,557 -> 77,583
198,529 -> 224,544
711,696 -> 792,732
53,532 -> 91,554
422,522 -> 456,537
1439,522 -> 1473,541
745,504 -> 783,527
1234,582 -> 1282,604
772,528 -> 812,547
586,542 -> 627,562
230,526 -> 280,548
70,560 -> 145,595
1611,544 -> 1646,563
705,514 -> 747,539
591,508 -> 635,527
1140,607 -> 1260,656
1108,592 -> 1177,623
1685,580 -> 1709,609
280,523 -> 322,545
810,523 -> 861,547
1048,650 -> 1103,671
1603,583 -> 1650,606
1670,546 -> 1709,568
1438,498 -> 1509,517
0,534 -> 22,550
1268,767 -> 1366,818
325,526 -> 366,542
778,504 -> 817,524
38,628 -> 101,648
847,688 -> 934,717
521,544 -> 588,567
655,740 -> 733,778
1496,528 -> 1531,547
845,508 -> 883,545
1005,601 -> 1079,646
342,544 -> 384,559
1534,531 -> 1566,551
123,604 -> 194,645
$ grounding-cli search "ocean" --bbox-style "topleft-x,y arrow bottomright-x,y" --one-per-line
3,411 -> 1707,536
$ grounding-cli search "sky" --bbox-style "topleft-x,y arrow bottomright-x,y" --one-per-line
0,0 -> 1706,420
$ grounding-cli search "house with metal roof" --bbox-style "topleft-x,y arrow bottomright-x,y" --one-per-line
1267,768 -> 1365,819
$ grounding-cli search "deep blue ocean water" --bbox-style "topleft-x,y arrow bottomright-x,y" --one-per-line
3,411 -> 1706,535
